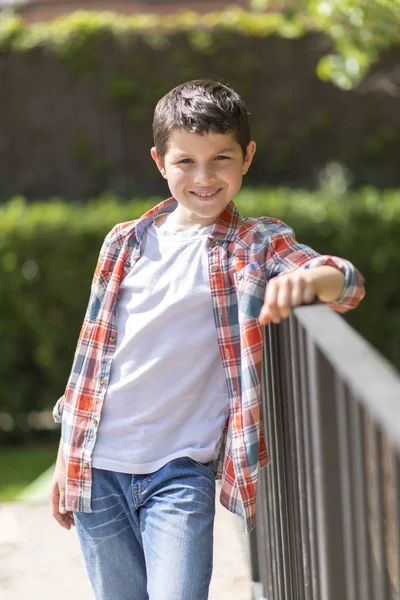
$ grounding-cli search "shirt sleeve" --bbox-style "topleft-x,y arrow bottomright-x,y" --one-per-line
265,221 -> 365,313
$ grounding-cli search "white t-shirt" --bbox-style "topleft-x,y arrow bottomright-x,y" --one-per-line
91,220 -> 229,474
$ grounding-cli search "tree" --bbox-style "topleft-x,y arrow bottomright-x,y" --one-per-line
251,0 -> 400,90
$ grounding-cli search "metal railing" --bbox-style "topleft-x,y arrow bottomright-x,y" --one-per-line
250,305 -> 400,600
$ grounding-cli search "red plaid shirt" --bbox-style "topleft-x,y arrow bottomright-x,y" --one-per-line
53,198 -> 365,532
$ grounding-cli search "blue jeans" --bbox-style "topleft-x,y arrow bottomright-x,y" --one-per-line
74,457 -> 217,600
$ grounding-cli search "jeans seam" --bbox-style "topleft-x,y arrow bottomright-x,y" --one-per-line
139,509 -> 148,575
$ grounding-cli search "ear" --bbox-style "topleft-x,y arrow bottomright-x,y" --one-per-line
242,141 -> 256,175
151,147 -> 167,179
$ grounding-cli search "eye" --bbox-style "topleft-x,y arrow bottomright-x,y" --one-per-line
177,158 -> 193,164
215,155 -> 230,161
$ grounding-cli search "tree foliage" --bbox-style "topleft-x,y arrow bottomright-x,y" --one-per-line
252,0 -> 400,88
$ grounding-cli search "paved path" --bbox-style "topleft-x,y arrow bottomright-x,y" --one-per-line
0,485 -> 252,599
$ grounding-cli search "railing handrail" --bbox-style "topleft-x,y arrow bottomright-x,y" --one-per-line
294,304 -> 400,449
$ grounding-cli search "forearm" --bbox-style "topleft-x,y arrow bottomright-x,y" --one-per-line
298,255 -> 365,312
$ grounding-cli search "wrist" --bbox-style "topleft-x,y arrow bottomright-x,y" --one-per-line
304,266 -> 345,303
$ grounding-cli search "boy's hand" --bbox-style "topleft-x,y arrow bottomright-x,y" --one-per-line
49,445 -> 75,530
258,266 -> 345,326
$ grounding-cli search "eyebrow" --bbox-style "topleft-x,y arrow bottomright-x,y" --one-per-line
173,147 -> 237,157
215,147 -> 236,153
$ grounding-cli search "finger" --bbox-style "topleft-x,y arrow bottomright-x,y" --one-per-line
303,280 -> 317,304
65,511 -> 75,527
53,511 -> 73,530
262,279 -> 280,323
50,484 -> 61,516
58,486 -> 67,515
276,277 -> 292,319
259,279 -> 277,324
259,289 -> 276,324
290,275 -> 305,307
50,483 -> 71,530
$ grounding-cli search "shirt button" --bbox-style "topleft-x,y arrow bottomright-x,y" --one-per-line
207,239 -> 216,248
236,273 -> 242,281
84,463 -> 90,469
109,336 -> 116,344
211,265 -> 219,273
100,379 -> 107,387
93,418 -> 98,426
125,261 -> 131,269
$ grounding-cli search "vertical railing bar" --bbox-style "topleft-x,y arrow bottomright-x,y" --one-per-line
266,467 -> 276,600
264,326 -> 283,599
261,328 -> 274,598
306,338 -> 331,600
284,316 -> 305,599
278,319 -> 296,599
349,401 -> 372,600
268,325 -> 282,600
269,323 -> 289,599
260,345 -> 275,600
264,466 -> 275,600
371,426 -> 390,600
335,379 -> 358,599
256,342 -> 268,599
262,470 -> 271,598
259,338 -> 273,599
249,526 -> 260,590
274,322 -> 297,600
256,480 -> 268,597
290,317 -> 312,600
298,322 -> 319,600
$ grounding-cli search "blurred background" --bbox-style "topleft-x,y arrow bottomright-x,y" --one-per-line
0,0 -> 399,502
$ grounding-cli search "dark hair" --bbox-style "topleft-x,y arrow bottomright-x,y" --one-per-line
152,79 -> 251,161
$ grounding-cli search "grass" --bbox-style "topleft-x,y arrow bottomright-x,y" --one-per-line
0,443 -> 57,501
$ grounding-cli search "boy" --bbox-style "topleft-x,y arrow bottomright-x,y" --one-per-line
50,79 -> 365,599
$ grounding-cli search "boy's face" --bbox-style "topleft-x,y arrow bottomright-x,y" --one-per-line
151,130 -> 256,228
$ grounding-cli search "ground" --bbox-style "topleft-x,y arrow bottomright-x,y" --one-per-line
0,483 -> 252,599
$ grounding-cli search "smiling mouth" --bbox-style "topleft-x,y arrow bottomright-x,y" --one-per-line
190,188 -> 222,199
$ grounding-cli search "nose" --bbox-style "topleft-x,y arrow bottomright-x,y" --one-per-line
193,165 -> 216,185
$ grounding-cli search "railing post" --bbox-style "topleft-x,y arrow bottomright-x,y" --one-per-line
249,527 -> 267,600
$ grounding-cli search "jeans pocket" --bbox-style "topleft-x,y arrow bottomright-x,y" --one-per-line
186,457 -> 216,480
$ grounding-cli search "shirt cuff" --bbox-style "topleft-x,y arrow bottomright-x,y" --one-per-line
53,394 -> 66,424
298,255 -> 365,312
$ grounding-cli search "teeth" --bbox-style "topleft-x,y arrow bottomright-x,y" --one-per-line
193,190 -> 218,197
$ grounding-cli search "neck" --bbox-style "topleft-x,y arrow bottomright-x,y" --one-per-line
156,206 -> 217,232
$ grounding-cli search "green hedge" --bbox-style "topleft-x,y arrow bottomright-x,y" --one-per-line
0,187 -> 399,442
0,10 -> 308,55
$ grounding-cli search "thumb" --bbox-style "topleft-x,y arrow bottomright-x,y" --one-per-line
258,305 -> 271,325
